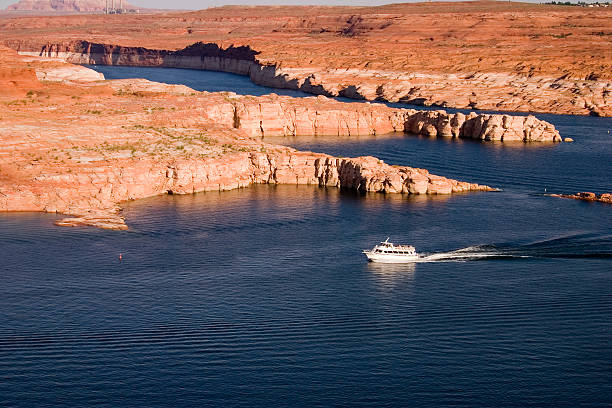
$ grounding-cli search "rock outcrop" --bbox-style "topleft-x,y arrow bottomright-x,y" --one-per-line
403,110 -> 560,142
0,45 -> 42,96
22,58 -> 105,82
550,192 -> 612,205
39,65 -> 103,82
24,70 -> 560,142
105,79 -> 561,142
252,68 -> 611,118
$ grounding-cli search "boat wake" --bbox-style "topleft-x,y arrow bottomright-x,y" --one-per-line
417,233 -> 612,263
417,246 -> 520,262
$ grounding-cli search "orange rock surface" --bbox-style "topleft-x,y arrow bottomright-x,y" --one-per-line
550,192 -> 612,205
1,1 -> 611,115
0,50 -> 504,229
0,45 -> 41,96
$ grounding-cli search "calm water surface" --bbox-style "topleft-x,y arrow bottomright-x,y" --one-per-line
1,67 -> 611,407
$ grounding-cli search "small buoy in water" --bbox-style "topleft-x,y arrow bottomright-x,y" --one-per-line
119,253 -> 123,261
544,187 -> 547,192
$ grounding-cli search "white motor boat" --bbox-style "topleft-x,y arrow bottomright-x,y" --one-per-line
363,238 -> 419,263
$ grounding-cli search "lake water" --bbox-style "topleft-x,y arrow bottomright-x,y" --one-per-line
1,66 -> 611,407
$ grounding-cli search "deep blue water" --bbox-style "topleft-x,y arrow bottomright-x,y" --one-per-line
1,66 -> 611,407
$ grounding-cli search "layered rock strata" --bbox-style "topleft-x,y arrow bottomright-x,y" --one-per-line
98,78 -> 563,142
216,96 -> 560,142
11,40 -> 611,117
233,99 -> 560,142
0,49 -> 500,230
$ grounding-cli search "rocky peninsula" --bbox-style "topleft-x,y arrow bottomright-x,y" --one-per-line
2,47 -> 568,229
2,2 -> 610,116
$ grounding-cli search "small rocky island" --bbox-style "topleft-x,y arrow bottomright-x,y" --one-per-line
551,192 -> 612,205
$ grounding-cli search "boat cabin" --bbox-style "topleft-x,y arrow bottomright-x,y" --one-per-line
373,239 -> 416,255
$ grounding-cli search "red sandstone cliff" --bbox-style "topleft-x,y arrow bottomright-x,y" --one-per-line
12,40 -> 609,118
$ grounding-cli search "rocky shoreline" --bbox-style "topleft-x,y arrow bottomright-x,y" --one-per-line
10,40 -> 610,117
0,47 -> 510,230
196,87 -> 562,142
40,153 -> 496,230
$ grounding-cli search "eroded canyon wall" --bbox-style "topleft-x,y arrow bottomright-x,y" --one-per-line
11,40 -> 610,117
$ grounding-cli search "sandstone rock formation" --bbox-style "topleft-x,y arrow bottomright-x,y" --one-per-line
0,139 -> 494,230
1,2 -> 610,116
21,57 -> 105,82
0,52 -> 497,230
32,69 -> 560,142
403,110 -> 560,142
217,94 -> 560,142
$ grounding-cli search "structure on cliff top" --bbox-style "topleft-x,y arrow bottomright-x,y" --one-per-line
104,0 -> 128,14
4,0 -> 139,13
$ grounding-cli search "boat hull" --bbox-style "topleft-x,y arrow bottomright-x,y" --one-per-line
363,251 -> 419,263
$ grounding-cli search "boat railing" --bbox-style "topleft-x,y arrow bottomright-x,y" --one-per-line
375,241 -> 415,252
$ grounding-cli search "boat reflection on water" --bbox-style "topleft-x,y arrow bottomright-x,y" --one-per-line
366,261 -> 416,290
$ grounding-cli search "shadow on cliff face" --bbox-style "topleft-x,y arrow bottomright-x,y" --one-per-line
36,40 -> 262,64
177,42 -> 260,61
